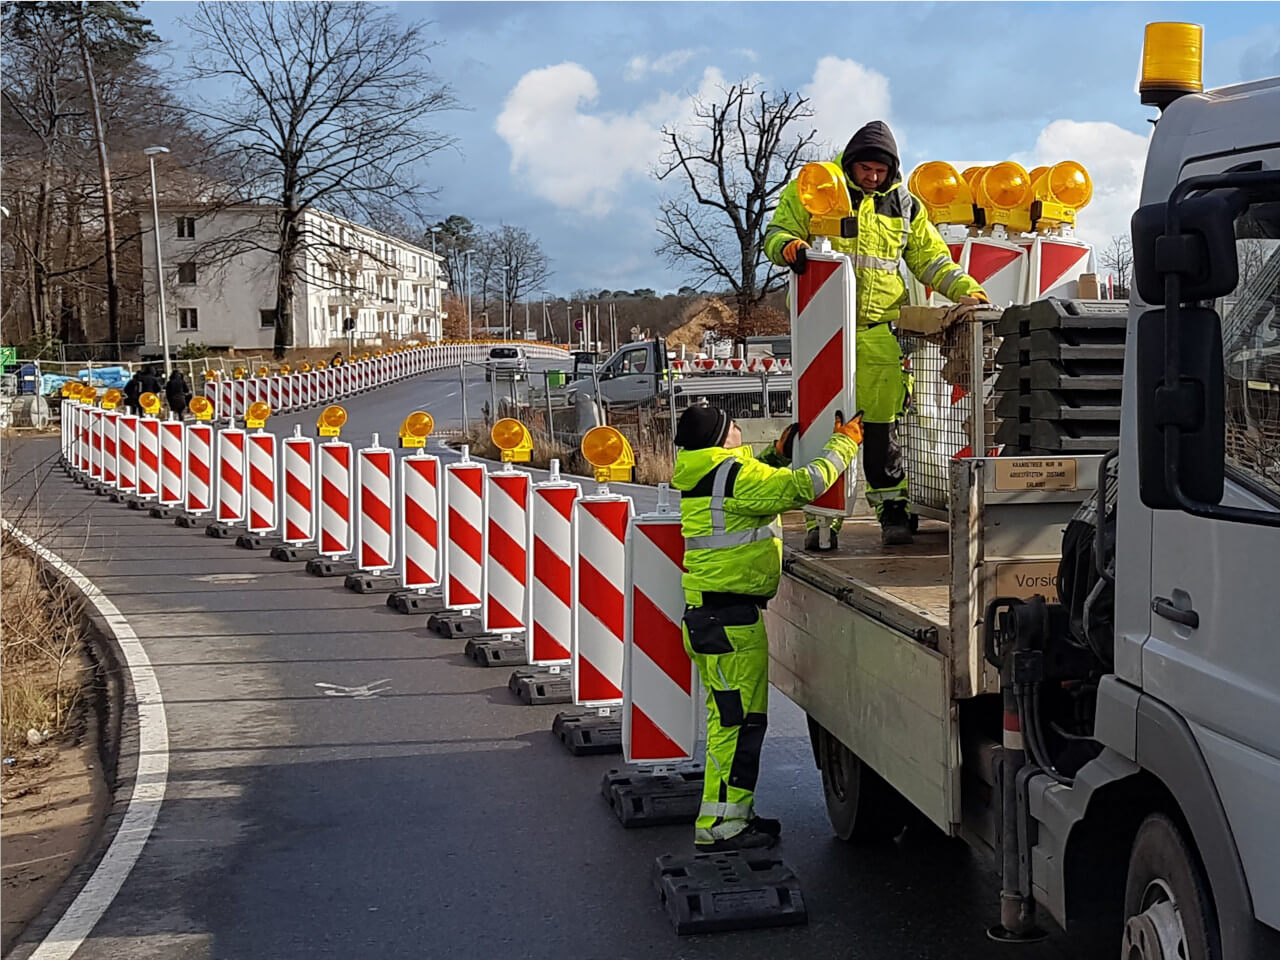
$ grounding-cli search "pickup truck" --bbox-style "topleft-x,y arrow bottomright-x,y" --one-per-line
768,25 -> 1280,960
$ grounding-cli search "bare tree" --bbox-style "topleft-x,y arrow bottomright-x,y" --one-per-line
474,225 -> 552,337
184,1 -> 459,358
1100,233 -> 1133,297
655,81 -> 819,331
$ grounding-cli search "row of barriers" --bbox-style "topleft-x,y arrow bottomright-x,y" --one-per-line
58,385 -> 697,769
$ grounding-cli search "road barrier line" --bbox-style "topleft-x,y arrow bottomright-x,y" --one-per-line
215,427 -> 247,523
282,430 -> 315,545
246,432 -> 278,536
356,438 -> 394,572
443,452 -> 485,610
401,452 -> 441,590
157,420 -> 184,507
529,465 -> 579,665
185,422 -> 214,516
318,441 -> 353,558
572,493 -> 633,706
482,467 -> 530,635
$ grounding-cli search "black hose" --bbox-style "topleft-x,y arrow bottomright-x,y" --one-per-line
1015,683 -> 1073,787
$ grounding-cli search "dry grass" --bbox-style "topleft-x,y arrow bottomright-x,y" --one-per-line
1,539 -> 86,759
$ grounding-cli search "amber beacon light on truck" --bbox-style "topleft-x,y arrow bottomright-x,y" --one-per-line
1139,21 -> 1203,109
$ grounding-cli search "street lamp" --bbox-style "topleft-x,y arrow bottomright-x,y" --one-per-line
463,249 -> 474,341
144,145 -> 172,376
429,225 -> 442,343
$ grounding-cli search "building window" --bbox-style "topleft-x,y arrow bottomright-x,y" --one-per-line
176,217 -> 196,239
178,308 -> 198,330
177,261 -> 197,284
260,309 -> 278,329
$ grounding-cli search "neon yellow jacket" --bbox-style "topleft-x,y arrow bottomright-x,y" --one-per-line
673,433 -> 859,603
764,152 -> 985,327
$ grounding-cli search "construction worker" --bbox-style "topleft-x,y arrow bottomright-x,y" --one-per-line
765,120 -> 989,548
672,403 -> 863,850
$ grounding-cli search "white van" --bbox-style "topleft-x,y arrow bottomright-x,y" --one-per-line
485,345 -> 527,382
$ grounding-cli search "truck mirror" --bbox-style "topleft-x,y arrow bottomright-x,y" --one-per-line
1135,307 -> 1224,510
1131,188 -> 1248,305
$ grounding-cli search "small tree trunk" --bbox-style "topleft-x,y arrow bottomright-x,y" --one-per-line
275,217 -> 299,360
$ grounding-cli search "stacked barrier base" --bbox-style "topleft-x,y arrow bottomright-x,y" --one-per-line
651,852 -> 808,935
465,636 -> 527,667
551,708 -> 623,756
507,665 -> 573,705
600,763 -> 704,827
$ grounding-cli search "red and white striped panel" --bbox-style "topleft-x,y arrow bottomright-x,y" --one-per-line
623,512 -> 695,763
246,432 -> 277,535
482,469 -> 530,635
78,405 -> 91,473
528,479 -> 579,664
357,444 -> 394,572
670,359 -> 690,375
724,357 -> 747,374
572,494 -> 634,706
281,434 -> 315,544
204,379 -> 219,419
791,250 -> 857,516
1022,235 -> 1095,301
269,377 -> 282,414
185,422 -> 214,515
318,441 -> 353,557
220,381 -> 234,419
116,414 -> 138,492
359,360 -> 371,392
101,411 -> 119,485
216,428 -> 246,522
443,459 -> 485,610
136,417 -> 161,499
234,380 -> 249,419
957,236 -> 1027,308
400,454 -> 441,590
89,408 -> 104,480
158,420 -> 184,506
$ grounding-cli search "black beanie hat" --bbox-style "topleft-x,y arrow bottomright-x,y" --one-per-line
675,405 -> 729,449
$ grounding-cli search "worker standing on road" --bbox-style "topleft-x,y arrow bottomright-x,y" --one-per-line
765,120 -> 989,549
165,369 -> 192,418
672,404 -> 862,850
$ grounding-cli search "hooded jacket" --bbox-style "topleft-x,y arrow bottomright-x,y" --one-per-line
764,121 -> 984,331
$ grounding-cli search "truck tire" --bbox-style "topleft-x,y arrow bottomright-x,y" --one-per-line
1121,813 -> 1221,960
816,725 -> 907,843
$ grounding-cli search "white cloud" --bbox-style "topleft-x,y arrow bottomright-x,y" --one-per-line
1012,119 -> 1150,252
733,48 -> 758,63
624,48 -> 699,81
496,62 -> 720,217
800,56 -> 893,154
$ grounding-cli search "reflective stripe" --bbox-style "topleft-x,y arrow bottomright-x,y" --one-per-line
898,186 -> 912,251
708,458 -> 737,535
864,488 -> 909,504
822,449 -> 847,474
685,523 -> 782,551
852,254 -> 898,273
939,267 -> 967,299
921,254 -> 951,286
804,463 -> 826,491
700,801 -> 753,820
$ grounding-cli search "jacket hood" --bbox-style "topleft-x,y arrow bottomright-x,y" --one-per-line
840,120 -> 900,193
671,445 -> 752,491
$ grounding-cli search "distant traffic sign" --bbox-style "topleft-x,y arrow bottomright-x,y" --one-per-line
574,319 -> 584,331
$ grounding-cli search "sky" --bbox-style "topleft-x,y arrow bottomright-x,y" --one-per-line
141,1 -> 1280,297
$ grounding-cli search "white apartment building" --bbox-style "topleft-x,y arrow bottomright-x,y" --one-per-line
139,204 -> 448,353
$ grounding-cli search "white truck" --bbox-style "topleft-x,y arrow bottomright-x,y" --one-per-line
767,25 -> 1280,959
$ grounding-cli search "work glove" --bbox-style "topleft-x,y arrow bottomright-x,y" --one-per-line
782,239 -> 809,275
833,410 -> 864,447
775,422 -> 799,461
942,291 -> 991,326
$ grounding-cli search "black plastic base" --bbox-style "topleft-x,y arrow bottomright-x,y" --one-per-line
601,764 -> 704,827
270,545 -> 315,562
427,613 -> 487,638
508,667 -> 572,704
388,589 -> 445,614
344,572 -> 400,594
236,533 -> 280,550
108,491 -> 127,503
174,513 -> 207,528
148,505 -> 181,519
126,497 -> 151,511
552,709 -> 622,756
465,637 -> 527,667
205,521 -> 244,539
652,852 -> 807,935
986,924 -> 1050,944
304,557 -> 357,577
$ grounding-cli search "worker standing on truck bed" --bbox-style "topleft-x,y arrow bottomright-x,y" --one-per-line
765,120 -> 990,549
671,403 -> 862,850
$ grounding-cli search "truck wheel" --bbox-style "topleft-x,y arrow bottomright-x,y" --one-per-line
817,726 -> 907,843
1121,813 -> 1221,960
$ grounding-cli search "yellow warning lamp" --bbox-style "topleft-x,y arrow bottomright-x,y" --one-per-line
317,404 -> 347,438
189,396 -> 214,421
1029,161 -> 1092,230
280,363 -> 292,375
246,400 -> 271,429
233,366 -> 246,379
581,425 -> 635,483
330,356 -> 342,367
300,361 -> 312,373
347,355 -> 358,365
101,388 -> 122,410
316,360 -> 327,370
1140,22 -> 1203,109
206,368 -> 221,379
974,161 -> 1033,233
361,353 -> 371,361
257,365 -> 270,377
398,410 -> 434,449
60,382 -> 77,399
491,417 -> 533,463
796,161 -> 855,239
908,161 -> 975,225
139,391 -> 160,415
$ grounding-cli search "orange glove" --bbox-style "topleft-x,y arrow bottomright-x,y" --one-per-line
774,422 -> 799,460
782,239 -> 809,275
833,410 -> 864,446
957,291 -> 990,305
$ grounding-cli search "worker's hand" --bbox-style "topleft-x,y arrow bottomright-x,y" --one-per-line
775,422 -> 799,461
942,292 -> 991,326
782,239 -> 809,275
957,292 -> 990,306
833,410 -> 864,446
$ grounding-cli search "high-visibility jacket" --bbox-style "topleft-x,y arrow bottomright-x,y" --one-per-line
672,433 -> 859,603
764,151 -> 986,335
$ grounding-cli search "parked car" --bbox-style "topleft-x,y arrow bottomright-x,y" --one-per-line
485,345 -> 528,382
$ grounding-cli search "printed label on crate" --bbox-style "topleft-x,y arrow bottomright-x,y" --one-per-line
993,458 -> 1077,491
991,559 -> 1060,598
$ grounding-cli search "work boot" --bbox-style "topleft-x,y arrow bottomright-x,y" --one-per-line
879,501 -> 913,547
695,818 -> 782,853
804,527 -> 821,552
827,529 -> 839,552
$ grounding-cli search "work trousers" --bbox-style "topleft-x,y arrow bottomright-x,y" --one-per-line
682,601 -> 770,844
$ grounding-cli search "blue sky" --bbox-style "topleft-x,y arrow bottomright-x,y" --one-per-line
143,2 -> 1279,296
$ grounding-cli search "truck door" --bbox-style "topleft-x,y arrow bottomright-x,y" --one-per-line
603,345 -> 655,404
1143,171 -> 1280,929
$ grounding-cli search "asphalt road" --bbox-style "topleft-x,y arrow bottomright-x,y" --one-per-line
2,365 -> 1090,959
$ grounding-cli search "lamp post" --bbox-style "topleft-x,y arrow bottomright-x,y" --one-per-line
463,249 -> 474,341
429,225 -> 442,342
144,145 -> 172,376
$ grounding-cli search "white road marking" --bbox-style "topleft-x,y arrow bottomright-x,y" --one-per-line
314,679 -> 392,699
3,520 -> 169,960
190,573 -> 259,584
